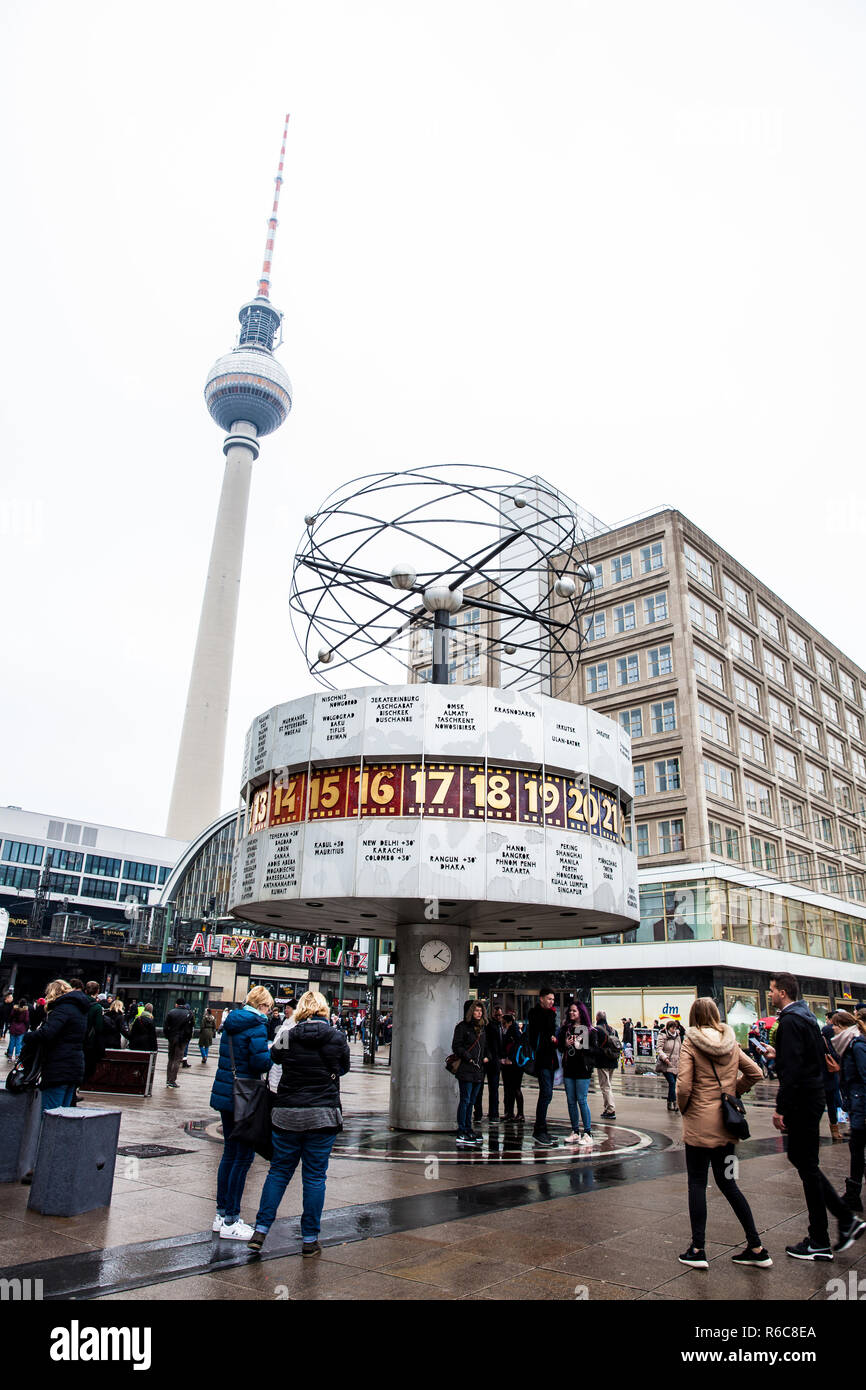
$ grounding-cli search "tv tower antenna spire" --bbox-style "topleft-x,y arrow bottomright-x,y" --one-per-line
166,115 -> 294,842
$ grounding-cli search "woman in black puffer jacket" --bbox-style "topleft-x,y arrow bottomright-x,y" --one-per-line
37,980 -> 91,1110
247,991 -> 350,1255
451,1000 -> 488,1146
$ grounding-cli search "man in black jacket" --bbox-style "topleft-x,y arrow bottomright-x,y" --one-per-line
129,1004 -> 158,1052
770,973 -> 865,1259
163,998 -> 194,1088
527,987 -> 560,1146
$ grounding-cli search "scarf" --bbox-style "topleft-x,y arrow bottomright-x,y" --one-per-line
833,1025 -> 860,1058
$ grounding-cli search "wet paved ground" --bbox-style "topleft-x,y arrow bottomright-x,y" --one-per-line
2,1042 -> 864,1301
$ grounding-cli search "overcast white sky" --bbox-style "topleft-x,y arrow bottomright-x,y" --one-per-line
1,0 -> 864,838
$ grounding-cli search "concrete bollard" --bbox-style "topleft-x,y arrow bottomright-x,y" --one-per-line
27,1106 -> 122,1216
0,1089 -> 42,1182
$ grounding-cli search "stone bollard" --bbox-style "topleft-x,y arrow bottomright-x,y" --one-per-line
27,1106 -> 122,1216
0,1089 -> 42,1182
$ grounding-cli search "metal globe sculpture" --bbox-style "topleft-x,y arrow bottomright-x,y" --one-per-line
290,464 -> 596,691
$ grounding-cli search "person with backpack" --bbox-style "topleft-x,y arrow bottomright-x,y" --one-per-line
769,973 -> 864,1260
501,1013 -> 525,1122
829,1010 -> 866,1218
675,997 -> 769,1270
594,1011 -> 621,1119
526,986 -> 560,1147
246,990 -> 350,1254
451,1000 -> 488,1146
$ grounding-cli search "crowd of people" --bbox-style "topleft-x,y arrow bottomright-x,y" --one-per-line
4,972 -> 864,1270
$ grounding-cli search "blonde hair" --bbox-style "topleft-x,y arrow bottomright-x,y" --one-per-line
45,979 -> 72,1005
689,997 -> 724,1032
110,999 -> 125,1014
294,990 -> 329,1023
245,985 -> 274,1012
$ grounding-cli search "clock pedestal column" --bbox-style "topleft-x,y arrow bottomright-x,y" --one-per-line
388,920 -> 470,1132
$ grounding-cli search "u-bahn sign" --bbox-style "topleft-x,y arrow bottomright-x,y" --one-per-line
228,684 -> 639,942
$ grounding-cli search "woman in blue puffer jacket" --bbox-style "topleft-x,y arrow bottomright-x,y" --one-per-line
830,1010 -> 866,1217
209,985 -> 274,1240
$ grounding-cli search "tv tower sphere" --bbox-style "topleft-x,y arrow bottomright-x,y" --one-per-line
204,302 -> 293,436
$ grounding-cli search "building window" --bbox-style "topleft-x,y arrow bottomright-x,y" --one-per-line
725,826 -> 741,860
834,779 -> 854,813
636,824 -> 650,857
815,650 -> 835,683
1,840 -> 44,866
0,865 -> 41,891
805,761 -> 827,797
728,623 -> 755,666
722,574 -> 750,618
617,654 -> 640,686
704,758 -> 735,802
689,595 -> 719,639
750,836 -> 778,872
123,860 -> 159,885
640,543 -> 664,573
651,699 -> 677,733
633,765 -> 647,797
840,671 -> 857,701
647,645 -> 672,678
821,691 -> 840,726
852,749 -> 866,780
81,877 -> 119,901
733,671 -> 760,714
619,707 -> 643,738
158,866 -> 171,885
768,694 -> 793,734
644,592 -> 668,624
47,849 -> 83,873
744,777 -> 772,818
586,662 -> 609,694
818,815 -> 834,846
584,612 -> 606,643
839,822 -> 859,855
787,849 -> 812,883
613,603 -> 636,633
793,670 -> 815,707
789,629 -> 810,664
709,820 -> 723,854
610,553 -> 633,584
799,715 -> 821,751
757,603 -> 782,643
589,563 -> 604,590
698,700 -> 729,745
465,654 -> 481,680
846,872 -> 865,902
83,855 -> 122,879
694,645 -> 724,691
418,666 -> 431,682
845,709 -> 863,742
658,819 -> 685,854
782,796 -> 805,831
684,543 -> 714,590
763,649 -> 787,687
827,733 -> 846,767
819,860 -> 840,894
774,744 -> 798,782
739,725 -> 766,765
654,758 -> 681,792
46,872 -> 80,895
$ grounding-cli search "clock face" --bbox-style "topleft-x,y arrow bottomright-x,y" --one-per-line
420,939 -> 452,974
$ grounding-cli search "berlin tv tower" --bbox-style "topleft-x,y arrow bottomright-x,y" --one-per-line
166,116 -> 293,841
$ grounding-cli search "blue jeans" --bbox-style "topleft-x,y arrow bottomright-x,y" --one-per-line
6,1034 -> 23,1058
666,1071 -> 677,1104
40,1085 -> 77,1111
457,1079 -> 483,1134
255,1127 -> 337,1242
534,1067 -> 555,1135
216,1110 -> 256,1223
200,1045 -> 210,1061
564,1076 -> 592,1133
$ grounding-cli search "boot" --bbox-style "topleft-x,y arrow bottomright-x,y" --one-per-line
829,1122 -> 843,1143
841,1178 -> 863,1213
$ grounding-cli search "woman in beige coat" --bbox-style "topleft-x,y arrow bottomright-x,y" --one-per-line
656,1020 -> 682,1112
675,997 -> 770,1270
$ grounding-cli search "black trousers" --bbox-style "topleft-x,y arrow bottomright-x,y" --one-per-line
474,1063 -> 501,1118
783,1097 -> 850,1245
685,1143 -> 761,1250
502,1066 -> 524,1117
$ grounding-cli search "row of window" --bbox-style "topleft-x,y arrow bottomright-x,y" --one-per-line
0,842 -> 170,884
583,591 -> 669,643
706,819 -> 865,901
633,758 -> 682,797
585,644 -> 673,694
703,755 -> 865,845
586,542 -> 665,591
684,541 -> 864,707
624,817 -> 686,857
617,699 -> 677,739
694,647 -> 866,776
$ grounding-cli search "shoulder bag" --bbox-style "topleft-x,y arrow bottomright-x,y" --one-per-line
710,1058 -> 750,1140
822,1036 -> 841,1074
227,1033 -> 273,1159
444,1053 -> 462,1075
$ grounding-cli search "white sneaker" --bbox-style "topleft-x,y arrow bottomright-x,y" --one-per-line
212,1215 -> 225,1232
565,1132 -> 581,1143
578,1134 -> 594,1149
219,1219 -> 254,1240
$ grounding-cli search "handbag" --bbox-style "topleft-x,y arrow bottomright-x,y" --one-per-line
445,1053 -> 461,1075
5,1031 -> 42,1093
710,1059 -> 750,1140
227,1034 -> 273,1160
823,1038 -> 841,1074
